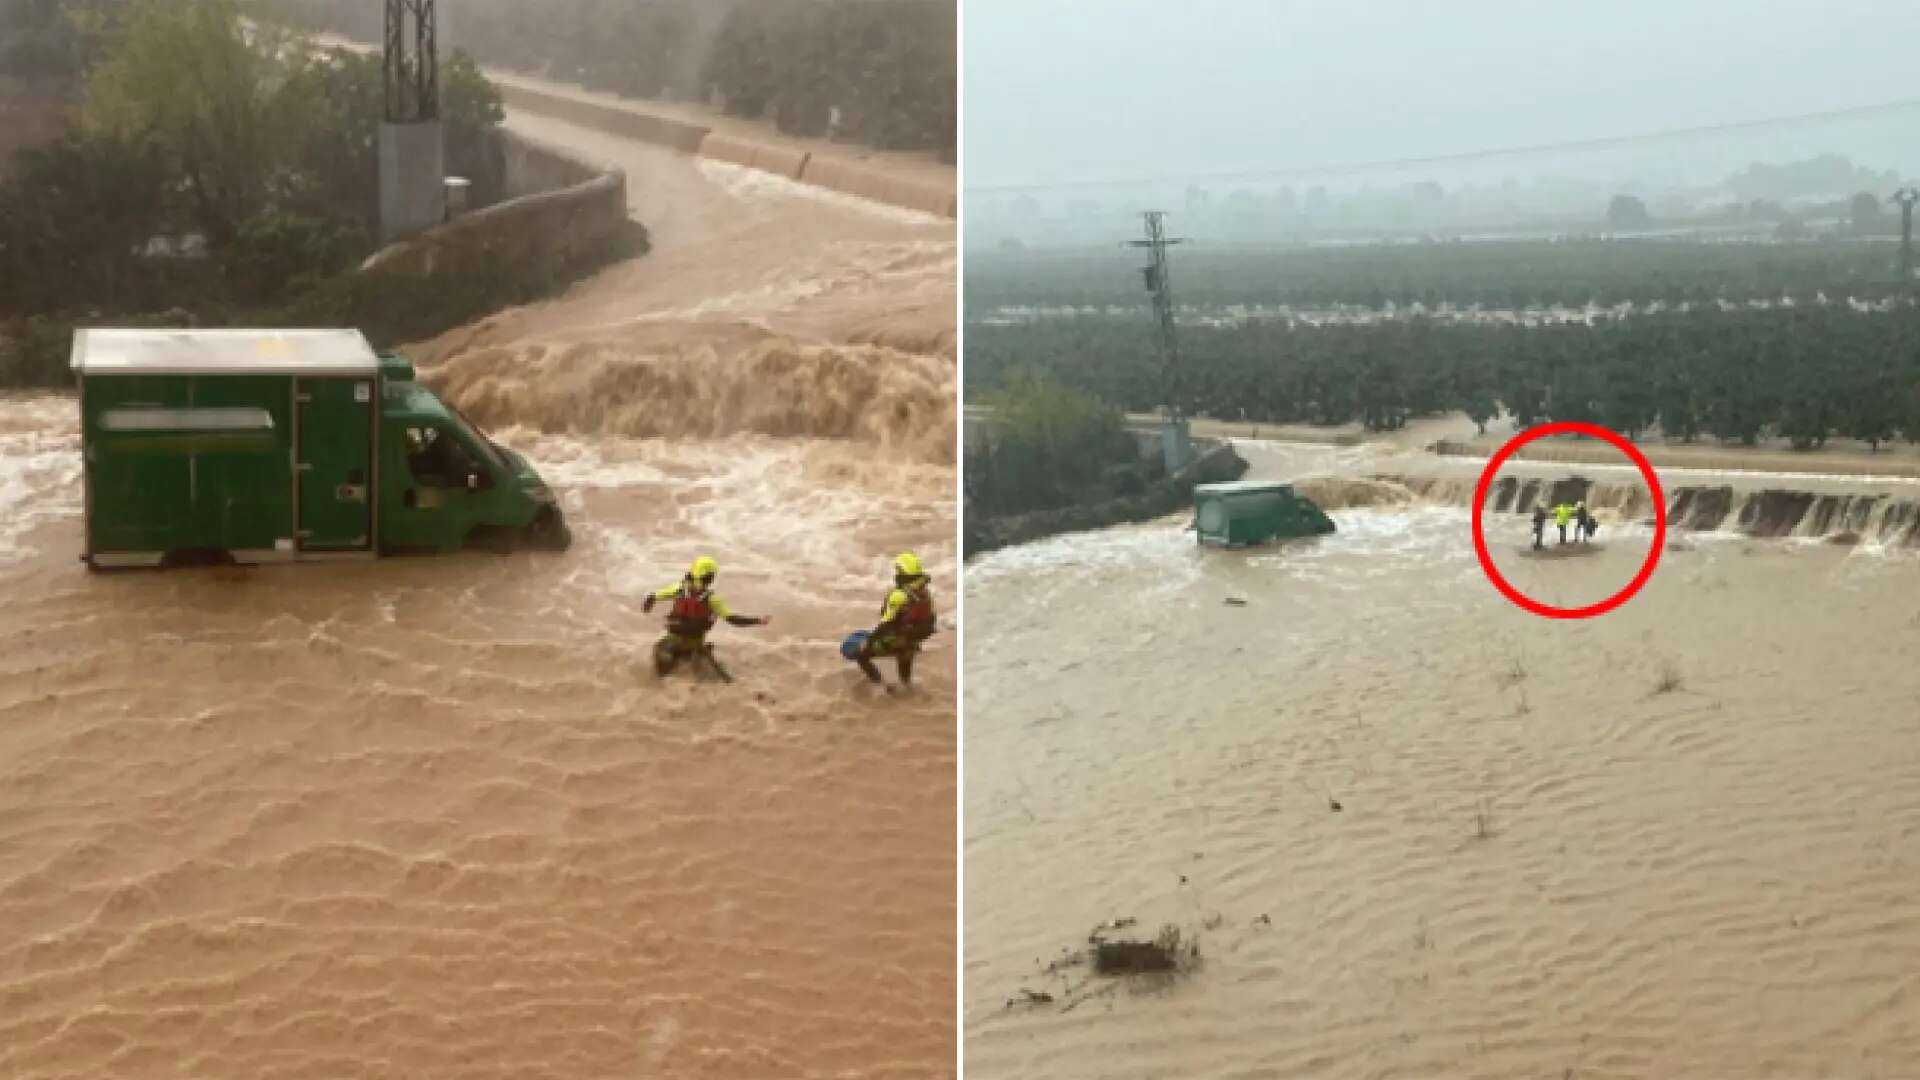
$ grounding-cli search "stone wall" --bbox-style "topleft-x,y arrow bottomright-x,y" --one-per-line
360,131 -> 630,280
964,439 -> 1250,559
493,74 -> 955,219
494,79 -> 710,154
792,153 -> 955,218
500,129 -> 601,195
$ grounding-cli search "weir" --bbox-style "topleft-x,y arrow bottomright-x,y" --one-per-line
1290,473 -> 1920,546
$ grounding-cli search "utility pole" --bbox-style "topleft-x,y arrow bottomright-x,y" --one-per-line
379,0 -> 444,242
1891,188 -> 1918,286
1125,211 -> 1192,472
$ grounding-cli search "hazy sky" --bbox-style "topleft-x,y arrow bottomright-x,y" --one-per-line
964,0 -> 1920,192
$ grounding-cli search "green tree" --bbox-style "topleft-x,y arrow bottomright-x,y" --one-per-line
0,129 -> 170,313
83,0 -> 276,245
976,370 -> 1137,515
271,44 -> 382,226
1850,191 -> 1884,233
1606,194 -> 1650,229
0,0 -> 119,87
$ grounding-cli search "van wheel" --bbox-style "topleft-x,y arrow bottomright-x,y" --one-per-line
160,547 -> 235,569
526,509 -> 572,552
465,526 -> 516,555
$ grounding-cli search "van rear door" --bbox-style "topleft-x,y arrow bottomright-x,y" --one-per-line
295,377 -> 374,551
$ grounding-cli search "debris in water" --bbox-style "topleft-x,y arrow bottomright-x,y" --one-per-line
1011,921 -> 1208,1014
1328,796 -> 1344,812
1223,597 -> 1248,606
1254,913 -> 1272,926
1093,925 -> 1199,976
1095,940 -> 1177,975
1044,948 -> 1087,975
1827,531 -> 1862,546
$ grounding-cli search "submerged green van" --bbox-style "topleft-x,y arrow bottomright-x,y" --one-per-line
73,328 -> 570,568
1194,480 -> 1335,547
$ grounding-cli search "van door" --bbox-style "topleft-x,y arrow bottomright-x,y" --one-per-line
295,376 -> 374,551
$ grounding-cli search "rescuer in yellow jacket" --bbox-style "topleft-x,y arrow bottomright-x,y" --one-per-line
642,556 -> 768,677
852,552 -> 937,689
1552,502 -> 1575,545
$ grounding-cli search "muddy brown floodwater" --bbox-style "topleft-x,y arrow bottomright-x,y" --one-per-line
966,440 -> 1920,1079
0,107 -> 955,1078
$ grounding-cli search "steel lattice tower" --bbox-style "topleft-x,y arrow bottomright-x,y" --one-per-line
1893,188 -> 1918,285
384,0 -> 438,123
1125,211 -> 1193,471
378,0 -> 444,241
1126,211 -> 1189,423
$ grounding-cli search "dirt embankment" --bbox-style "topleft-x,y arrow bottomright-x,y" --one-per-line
964,440 -> 1248,558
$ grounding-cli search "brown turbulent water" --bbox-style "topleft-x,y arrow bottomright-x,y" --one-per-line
0,106 -> 955,1078
966,440 -> 1920,1079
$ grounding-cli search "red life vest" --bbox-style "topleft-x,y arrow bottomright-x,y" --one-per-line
897,586 -> 935,643
667,584 -> 715,637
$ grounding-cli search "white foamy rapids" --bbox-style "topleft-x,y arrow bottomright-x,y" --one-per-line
562,240 -> 950,334
974,294 -> 1917,329
426,332 -> 955,464
1301,471 -> 1920,548
493,431 -> 673,490
1266,505 -> 1478,573
696,159 -> 948,228
0,397 -> 82,564
970,505 -> 1482,593
526,437 -> 953,616
965,519 -> 1204,589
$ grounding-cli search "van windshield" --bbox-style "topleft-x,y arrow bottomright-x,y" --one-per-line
438,403 -> 506,472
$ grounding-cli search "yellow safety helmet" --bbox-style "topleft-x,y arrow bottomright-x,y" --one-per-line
689,555 -> 718,581
894,552 -> 923,578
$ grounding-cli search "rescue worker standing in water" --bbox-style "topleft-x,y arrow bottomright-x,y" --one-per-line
1553,501 -> 1575,545
642,556 -> 768,677
854,553 -> 937,689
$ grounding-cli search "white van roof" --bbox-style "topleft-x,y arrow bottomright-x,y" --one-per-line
1195,480 -> 1294,495
70,328 -> 381,376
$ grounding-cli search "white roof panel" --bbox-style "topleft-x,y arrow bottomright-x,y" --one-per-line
71,328 -> 380,375
1195,480 -> 1295,494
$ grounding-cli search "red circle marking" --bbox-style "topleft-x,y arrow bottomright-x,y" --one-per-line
1470,422 -> 1666,619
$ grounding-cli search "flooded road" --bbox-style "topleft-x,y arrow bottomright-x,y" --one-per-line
0,106 -> 955,1078
965,441 -> 1920,1079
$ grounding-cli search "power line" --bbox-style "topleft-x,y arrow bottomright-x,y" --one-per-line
1892,188 -> 1919,285
969,97 -> 1920,195
1125,211 -> 1195,470
1125,211 -> 1188,427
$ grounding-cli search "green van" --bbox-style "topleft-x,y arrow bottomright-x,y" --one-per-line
1194,480 -> 1335,547
73,328 -> 570,568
